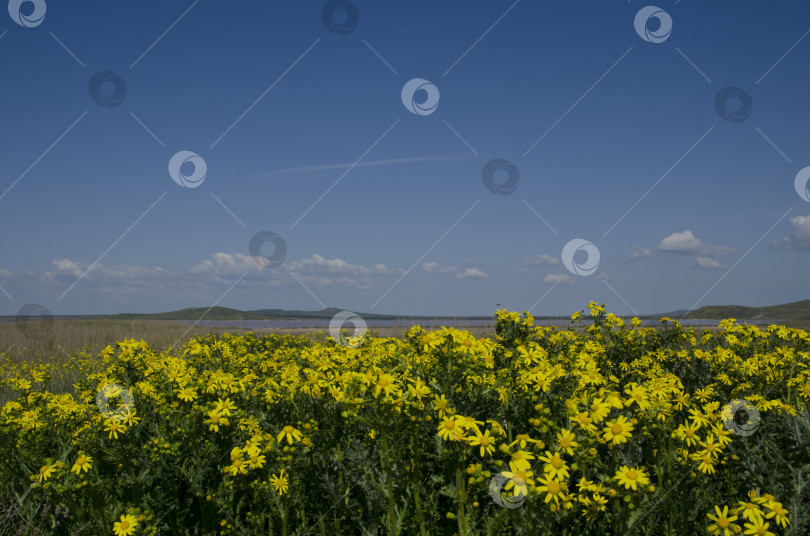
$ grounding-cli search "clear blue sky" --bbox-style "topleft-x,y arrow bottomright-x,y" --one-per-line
1,1 -> 809,317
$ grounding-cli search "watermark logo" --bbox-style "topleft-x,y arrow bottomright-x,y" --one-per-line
634,6 -> 672,43
329,310 -> 367,348
714,87 -> 753,123
15,303 -> 54,339
88,70 -> 127,108
722,399 -> 760,437
96,383 -> 135,421
8,0 -> 46,28
401,78 -> 440,116
482,159 -> 519,196
562,239 -> 600,276
168,151 -> 207,188
489,473 -> 527,509
794,167 -> 810,202
321,0 -> 359,35
249,231 -> 287,268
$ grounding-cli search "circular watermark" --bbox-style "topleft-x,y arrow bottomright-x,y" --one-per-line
8,0 -> 46,28
168,151 -> 207,188
96,383 -> 135,421
15,303 -> 54,339
562,239 -> 600,276
722,399 -> 760,437
249,231 -> 287,268
329,310 -> 367,348
401,78 -> 440,116
634,6 -> 672,43
488,473 -> 527,509
714,86 -> 753,123
321,0 -> 359,35
482,159 -> 519,196
88,70 -> 127,108
794,167 -> 810,202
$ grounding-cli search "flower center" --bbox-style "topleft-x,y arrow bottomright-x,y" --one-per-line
626,469 -> 638,480
551,457 -> 564,469
612,424 -> 623,435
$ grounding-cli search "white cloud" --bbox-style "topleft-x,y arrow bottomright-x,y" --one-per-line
632,230 -> 735,263
189,253 -> 262,276
46,259 -> 167,283
794,215 -> 810,240
658,230 -> 705,253
454,268 -> 488,279
772,215 -> 810,250
695,257 -> 727,270
40,252 -> 398,297
51,258 -> 85,278
544,273 -> 573,285
630,246 -> 655,260
0,268 -> 13,278
422,262 -> 459,273
525,254 -> 560,266
288,254 -> 391,276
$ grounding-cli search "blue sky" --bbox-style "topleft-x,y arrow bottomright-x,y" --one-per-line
1,0 -> 810,317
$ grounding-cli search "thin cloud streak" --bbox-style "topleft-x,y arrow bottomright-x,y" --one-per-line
252,154 -> 474,176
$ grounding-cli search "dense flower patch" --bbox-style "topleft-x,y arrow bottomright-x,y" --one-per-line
1,303 -> 809,535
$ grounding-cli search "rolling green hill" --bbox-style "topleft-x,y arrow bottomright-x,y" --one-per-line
112,307 -> 270,321
109,299 -> 810,323
679,299 -> 810,321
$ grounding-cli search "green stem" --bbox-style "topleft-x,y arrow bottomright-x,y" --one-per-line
506,399 -> 513,446
282,490 -> 289,536
412,436 -> 427,536
656,448 -> 663,491
610,447 -> 619,534
455,463 -> 467,536
381,433 -> 398,536
336,443 -> 344,532
609,446 -> 616,475
667,436 -> 673,536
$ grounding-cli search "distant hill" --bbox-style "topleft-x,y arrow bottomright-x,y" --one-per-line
113,306 -> 407,321
678,299 -> 810,321
107,300 -> 810,323
112,307 -> 270,321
